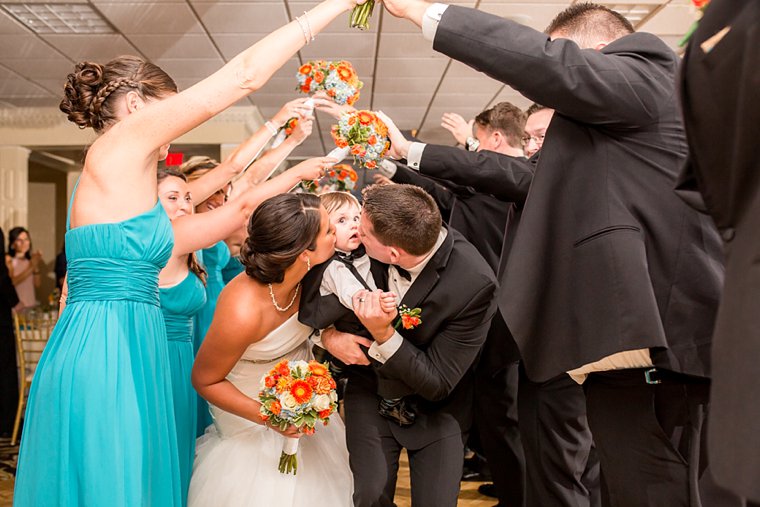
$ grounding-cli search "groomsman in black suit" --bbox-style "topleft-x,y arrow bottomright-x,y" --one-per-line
320,184 -> 497,506
379,0 -> 736,505
377,102 -> 528,507
0,227 -> 20,437
677,0 -> 760,503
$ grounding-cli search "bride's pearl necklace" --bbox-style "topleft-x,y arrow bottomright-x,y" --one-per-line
268,282 -> 300,312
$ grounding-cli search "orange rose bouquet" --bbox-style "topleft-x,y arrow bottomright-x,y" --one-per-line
299,163 -> 359,194
331,110 -> 390,169
258,359 -> 338,474
296,60 -> 363,106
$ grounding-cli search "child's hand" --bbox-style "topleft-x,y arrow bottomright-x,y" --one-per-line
379,291 -> 398,316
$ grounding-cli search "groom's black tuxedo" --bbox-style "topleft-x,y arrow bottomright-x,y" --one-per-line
302,227 -> 497,506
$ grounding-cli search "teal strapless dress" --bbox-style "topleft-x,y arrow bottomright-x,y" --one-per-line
221,254 -> 245,285
14,200 -> 181,506
160,272 -> 206,507
193,240 -> 231,437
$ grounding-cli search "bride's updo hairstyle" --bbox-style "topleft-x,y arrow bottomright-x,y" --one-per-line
60,55 -> 177,133
241,193 -> 322,284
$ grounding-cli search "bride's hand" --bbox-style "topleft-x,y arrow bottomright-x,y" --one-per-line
264,420 -> 303,438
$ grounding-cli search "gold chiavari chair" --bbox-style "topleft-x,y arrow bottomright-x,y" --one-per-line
11,310 -> 57,446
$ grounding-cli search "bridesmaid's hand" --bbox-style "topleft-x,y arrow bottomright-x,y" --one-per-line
292,156 -> 339,181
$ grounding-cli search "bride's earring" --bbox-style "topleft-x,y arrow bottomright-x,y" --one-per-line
306,257 -> 311,271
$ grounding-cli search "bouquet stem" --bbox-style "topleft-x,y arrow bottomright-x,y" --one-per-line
279,437 -> 300,475
350,0 -> 376,30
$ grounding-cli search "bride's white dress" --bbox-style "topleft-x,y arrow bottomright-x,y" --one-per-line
188,314 -> 353,506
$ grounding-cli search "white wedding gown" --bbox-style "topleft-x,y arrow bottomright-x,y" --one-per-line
188,314 -> 353,506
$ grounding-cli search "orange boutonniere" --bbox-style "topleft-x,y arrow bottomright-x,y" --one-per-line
679,0 -> 711,47
395,305 -> 422,330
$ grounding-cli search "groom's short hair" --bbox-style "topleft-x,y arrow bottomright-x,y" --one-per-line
361,184 -> 441,256
546,3 -> 634,46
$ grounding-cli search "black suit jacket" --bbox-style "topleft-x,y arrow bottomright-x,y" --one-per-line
0,228 -> 19,333
677,0 -> 760,500
435,6 -> 725,382
306,228 -> 498,447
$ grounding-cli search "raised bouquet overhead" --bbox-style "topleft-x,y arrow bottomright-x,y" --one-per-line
331,110 -> 390,170
258,359 -> 338,475
296,60 -> 363,106
298,163 -> 359,194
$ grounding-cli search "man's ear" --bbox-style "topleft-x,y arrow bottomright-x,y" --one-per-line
593,41 -> 608,51
388,247 -> 402,264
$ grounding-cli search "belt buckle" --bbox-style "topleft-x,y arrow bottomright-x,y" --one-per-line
644,368 -> 661,385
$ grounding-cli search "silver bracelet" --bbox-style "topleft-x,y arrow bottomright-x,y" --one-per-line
302,11 -> 315,43
265,120 -> 278,136
295,13 -> 314,45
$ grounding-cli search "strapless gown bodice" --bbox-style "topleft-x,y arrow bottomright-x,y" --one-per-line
65,201 -> 174,306
160,272 -> 207,342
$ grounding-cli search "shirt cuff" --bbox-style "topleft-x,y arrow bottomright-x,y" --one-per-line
422,3 -> 448,42
367,331 -> 404,364
378,159 -> 398,178
406,142 -> 426,170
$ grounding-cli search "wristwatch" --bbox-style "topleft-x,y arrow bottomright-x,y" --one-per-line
465,137 -> 480,152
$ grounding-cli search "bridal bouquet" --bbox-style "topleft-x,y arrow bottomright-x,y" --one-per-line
258,359 -> 339,474
299,163 -> 359,194
296,60 -> 363,106
331,110 -> 390,169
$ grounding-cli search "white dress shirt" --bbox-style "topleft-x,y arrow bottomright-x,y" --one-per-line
319,252 -> 377,309
367,228 -> 448,363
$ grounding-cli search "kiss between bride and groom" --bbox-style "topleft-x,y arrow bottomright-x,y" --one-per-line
190,183 -> 497,507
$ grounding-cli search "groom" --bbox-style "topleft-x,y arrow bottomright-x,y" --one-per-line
320,183 -> 497,506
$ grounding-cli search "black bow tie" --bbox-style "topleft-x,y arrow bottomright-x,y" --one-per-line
336,244 -> 366,264
393,265 -> 412,282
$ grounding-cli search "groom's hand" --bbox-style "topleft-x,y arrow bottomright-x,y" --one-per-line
321,327 -> 372,365
353,290 -> 396,344
379,0 -> 430,26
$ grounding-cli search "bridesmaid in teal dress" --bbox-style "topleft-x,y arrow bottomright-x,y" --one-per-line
157,160 -> 335,504
13,0 -> 361,502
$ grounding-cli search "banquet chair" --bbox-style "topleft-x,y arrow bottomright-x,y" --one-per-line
11,310 -> 57,446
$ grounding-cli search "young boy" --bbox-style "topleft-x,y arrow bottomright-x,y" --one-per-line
300,191 -> 418,426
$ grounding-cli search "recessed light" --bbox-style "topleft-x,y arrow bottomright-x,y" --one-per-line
1,3 -> 113,34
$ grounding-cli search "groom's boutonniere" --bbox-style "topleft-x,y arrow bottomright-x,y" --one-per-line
395,305 -> 422,330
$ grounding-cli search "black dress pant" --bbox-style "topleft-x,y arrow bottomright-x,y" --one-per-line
518,370 -> 600,507
0,324 -> 18,434
585,369 -> 744,507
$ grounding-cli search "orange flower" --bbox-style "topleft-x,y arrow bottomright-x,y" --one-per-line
285,128 -> 293,135
368,135 -> 377,145
337,170 -> 346,180
276,361 -> 290,377
357,111 -> 374,125
302,426 -> 315,436
328,377 -> 337,389
348,116 -> 357,126
365,160 -> 377,170
290,380 -> 313,404
299,64 -> 312,75
348,170 -> 358,182
327,89 -> 337,98
692,0 -> 709,6
276,377 -> 292,393
269,400 -> 282,415
351,144 -> 366,156
336,139 -> 349,148
314,71 -> 325,84
308,376 -> 334,395
264,376 -> 277,388
347,94 -> 359,106
337,65 -> 354,81
308,361 -> 328,376
260,413 -> 270,421
318,409 -> 333,419
401,314 -> 421,330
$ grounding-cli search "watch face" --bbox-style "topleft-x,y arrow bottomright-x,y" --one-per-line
467,138 -> 480,151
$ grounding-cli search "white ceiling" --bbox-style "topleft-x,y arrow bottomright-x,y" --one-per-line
0,0 -> 697,156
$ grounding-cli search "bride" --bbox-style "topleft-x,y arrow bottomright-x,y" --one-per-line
189,192 -> 352,506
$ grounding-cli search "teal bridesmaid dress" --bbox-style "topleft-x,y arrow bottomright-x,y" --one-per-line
221,254 -> 245,285
160,272 -> 206,507
193,240 -> 230,436
14,195 -> 181,506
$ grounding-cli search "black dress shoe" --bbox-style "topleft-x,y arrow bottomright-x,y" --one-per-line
378,398 -> 416,426
478,483 -> 499,499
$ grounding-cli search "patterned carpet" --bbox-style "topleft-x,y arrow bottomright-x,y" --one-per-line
0,438 -> 493,506
0,438 -> 16,507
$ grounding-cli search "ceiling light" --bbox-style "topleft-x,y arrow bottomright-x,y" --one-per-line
1,3 -> 113,34
602,3 -> 659,26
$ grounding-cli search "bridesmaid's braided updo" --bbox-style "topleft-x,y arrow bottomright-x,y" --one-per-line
60,55 -> 177,132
